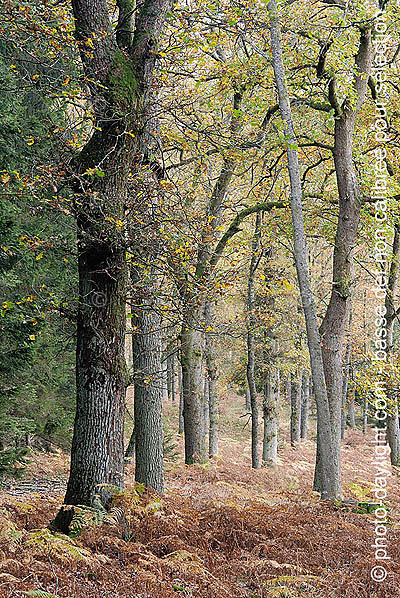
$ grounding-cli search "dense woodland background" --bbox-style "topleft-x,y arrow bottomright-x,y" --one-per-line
1,0 -> 400,596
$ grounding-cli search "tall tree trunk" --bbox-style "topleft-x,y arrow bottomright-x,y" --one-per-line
132,274 -> 164,493
362,393 -> 368,435
268,0 -> 339,499
246,213 -> 263,469
315,25 -> 373,492
245,384 -> 251,412
171,352 -> 176,402
178,358 -> 184,434
181,318 -> 207,464
205,302 -> 219,458
385,225 -> 400,465
300,373 -> 310,440
52,0 -> 171,533
290,376 -> 301,448
262,369 -> 278,466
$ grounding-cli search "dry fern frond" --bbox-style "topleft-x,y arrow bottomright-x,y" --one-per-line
26,528 -> 91,562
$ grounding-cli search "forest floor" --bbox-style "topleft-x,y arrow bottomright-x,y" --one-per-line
1,393 -> 400,598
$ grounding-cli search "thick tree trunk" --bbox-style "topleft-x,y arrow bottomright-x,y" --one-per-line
268,0 -> 339,498
315,26 -> 372,493
52,0 -> 171,533
171,353 -> 176,402
203,375 -> 209,436
262,369 -> 278,466
290,376 -> 301,448
300,373 -> 310,440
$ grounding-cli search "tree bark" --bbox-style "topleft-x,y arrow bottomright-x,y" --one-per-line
181,318 -> 207,464
246,212 -> 263,469
205,301 -> 219,458
300,373 -> 310,440
132,274 -> 164,493
262,369 -> 278,466
268,0 -> 339,499
290,376 -> 301,448
385,225 -> 400,465
52,0 -> 171,532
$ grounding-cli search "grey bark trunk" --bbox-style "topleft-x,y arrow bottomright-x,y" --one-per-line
290,377 -> 301,448
246,213 -> 263,469
268,0 -> 339,498
132,279 -> 164,493
262,370 -> 278,466
181,319 -> 207,464
205,302 -> 219,458
178,359 -> 184,434
300,373 -> 310,439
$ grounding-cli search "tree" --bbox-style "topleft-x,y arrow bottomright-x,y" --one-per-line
53,0 -> 171,532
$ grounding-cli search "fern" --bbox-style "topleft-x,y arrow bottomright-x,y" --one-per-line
26,528 -> 91,561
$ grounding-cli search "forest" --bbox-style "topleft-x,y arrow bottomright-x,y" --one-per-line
0,0 -> 400,596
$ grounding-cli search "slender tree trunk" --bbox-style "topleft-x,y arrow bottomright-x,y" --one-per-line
125,427 -> 135,458
300,373 -> 310,440
385,225 -> 400,465
181,317 -> 207,464
178,359 -> 184,434
205,302 -> 219,457
268,0 -> 339,498
132,273 -> 164,493
246,213 -> 263,469
171,353 -> 176,402
167,354 -> 172,401
290,376 -> 301,448
262,369 -> 278,466
245,385 -> 251,412
362,393 -> 368,435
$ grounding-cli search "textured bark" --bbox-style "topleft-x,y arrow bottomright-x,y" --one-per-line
178,360 -> 184,434
181,320 -> 207,464
300,373 -> 310,440
245,385 -> 251,412
125,427 -> 135,458
53,0 -> 171,532
268,0 -> 338,499
205,302 -> 219,458
132,274 -> 164,493
246,213 -> 262,469
262,370 -> 278,466
290,377 -> 301,448
203,376 -> 210,438
171,353 -> 177,402
315,25 -> 373,493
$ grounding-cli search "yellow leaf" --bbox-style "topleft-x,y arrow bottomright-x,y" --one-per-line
27,136 -> 35,146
